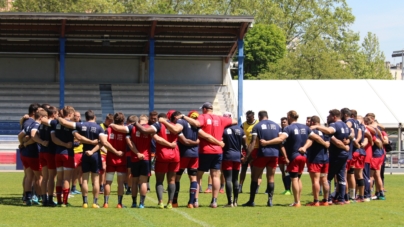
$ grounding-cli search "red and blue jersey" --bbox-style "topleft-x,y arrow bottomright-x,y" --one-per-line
22,121 -> 40,158
252,119 -> 281,157
307,129 -> 329,164
129,124 -> 152,162
328,121 -> 350,160
282,123 -> 312,161
371,128 -> 384,158
73,122 -> 104,152
52,119 -> 75,156
38,124 -> 55,154
345,118 -> 360,160
222,125 -> 245,162
177,119 -> 199,158
106,127 -> 127,166
152,121 -> 180,162
357,123 -> 367,156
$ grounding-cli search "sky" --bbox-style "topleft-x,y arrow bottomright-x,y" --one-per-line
347,0 -> 403,64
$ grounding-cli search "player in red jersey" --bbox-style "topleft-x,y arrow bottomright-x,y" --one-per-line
99,114 -> 113,194
182,102 -> 237,208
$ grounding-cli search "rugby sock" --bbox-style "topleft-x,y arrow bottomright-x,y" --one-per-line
62,189 -> 69,204
220,184 -> 225,190
233,176 -> 239,204
249,181 -> 258,202
168,183 -> 176,202
140,195 -> 146,205
118,195 -> 123,205
208,184 -> 212,190
284,174 -> 291,191
104,195 -> 109,204
349,188 -> 355,199
127,187 -> 131,192
132,196 -> 137,204
238,184 -> 243,193
83,196 -> 88,204
210,197 -> 217,204
26,191 -> 32,200
189,181 -> 197,204
42,195 -> 48,205
56,186 -> 62,203
100,185 -> 104,191
93,197 -> 98,204
255,185 -> 260,194
314,199 -> 319,203
124,183 -> 128,190
71,185 -> 76,192
156,182 -> 164,201
267,182 -> 275,198
173,182 -> 180,204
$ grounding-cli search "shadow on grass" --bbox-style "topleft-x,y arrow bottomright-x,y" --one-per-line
0,196 -> 25,207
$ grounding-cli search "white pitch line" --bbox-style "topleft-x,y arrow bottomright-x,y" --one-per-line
146,197 -> 213,227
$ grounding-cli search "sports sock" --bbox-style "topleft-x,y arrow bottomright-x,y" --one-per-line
156,182 -> 164,201
284,174 -> 291,191
56,186 -> 62,203
26,191 -> 32,200
49,195 -> 54,204
62,189 -> 69,204
100,185 -> 104,191
124,183 -> 128,190
140,195 -> 146,205
210,197 -> 217,204
104,195 -> 109,204
83,196 -> 88,204
118,195 -> 123,205
267,182 -> 275,198
132,196 -> 137,204
314,199 -> 319,203
208,184 -> 212,190
238,184 -> 243,192
93,197 -> 98,204
79,184 -> 82,190
220,184 -> 225,190
223,170 -> 233,204
189,181 -> 197,204
349,188 -> 355,199
173,181 -> 180,204
127,187 -> 131,192
255,185 -> 260,194
42,195 -> 48,204
249,181 -> 258,202
71,185 -> 76,192
168,183 -> 176,202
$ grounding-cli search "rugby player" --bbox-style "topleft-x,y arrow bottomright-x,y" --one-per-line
182,102 -> 237,208
279,117 -> 291,195
221,112 -> 246,207
71,111 -> 83,195
99,114 -> 113,194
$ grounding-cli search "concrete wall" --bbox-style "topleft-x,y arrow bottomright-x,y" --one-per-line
148,57 -> 222,84
65,56 -> 140,83
0,55 -> 56,82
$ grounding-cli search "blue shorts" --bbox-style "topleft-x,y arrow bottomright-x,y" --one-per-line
198,153 -> 222,172
131,160 -> 151,177
81,152 -> 102,174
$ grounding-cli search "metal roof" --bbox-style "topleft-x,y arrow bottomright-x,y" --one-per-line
0,13 -> 254,58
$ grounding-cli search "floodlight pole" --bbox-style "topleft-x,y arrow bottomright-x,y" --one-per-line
149,38 -> 155,112
59,37 -> 66,109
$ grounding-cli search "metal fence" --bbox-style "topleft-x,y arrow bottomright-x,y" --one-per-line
385,151 -> 404,171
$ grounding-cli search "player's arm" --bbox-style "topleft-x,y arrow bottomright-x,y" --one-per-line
99,134 -> 123,156
57,117 -> 76,129
330,136 -> 349,151
372,135 -> 383,149
245,134 -> 257,162
18,130 -> 26,145
126,136 -> 144,160
178,134 -> 199,146
31,129 -> 48,147
85,144 -> 100,156
50,132 -> 72,149
309,133 -> 330,148
73,132 -> 98,145
183,115 -> 201,128
198,129 -> 224,147
153,134 -> 176,148
231,118 -> 238,125
353,129 -> 362,149
280,145 -> 289,164
377,123 -> 385,131
159,118 -> 183,134
134,122 -> 156,135
298,139 -> 313,154
109,124 -> 130,134
260,133 -> 287,146
311,125 -> 335,135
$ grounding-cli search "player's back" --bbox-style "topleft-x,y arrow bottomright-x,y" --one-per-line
329,121 -> 350,159
254,119 -> 281,157
283,123 -> 310,160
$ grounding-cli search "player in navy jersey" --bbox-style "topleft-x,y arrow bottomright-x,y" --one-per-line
363,116 -> 386,200
38,106 -> 58,206
242,110 -> 287,207
311,109 -> 351,205
71,111 -> 83,195
341,108 -> 361,202
278,117 -> 291,195
18,109 -> 48,206
58,110 -> 106,208
261,111 -> 328,207
299,116 -> 330,206
222,112 -> 246,207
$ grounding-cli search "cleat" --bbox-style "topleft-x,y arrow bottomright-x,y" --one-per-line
223,204 -> 233,208
172,203 -> 178,208
139,204 -> 145,209
210,202 -> 217,208
26,200 -> 32,206
289,203 -> 301,207
333,201 -> 345,205
355,199 -> 365,203
82,203 -> 88,208
116,204 -> 124,209
71,190 -> 81,195
125,190 -> 132,195
267,198 -> 273,207
344,200 -> 350,204
131,203 -> 137,208
92,204 -> 100,208
219,188 -> 225,194
242,201 -> 255,207
364,198 -> 371,202
204,188 -> 212,193
371,195 -> 378,200
319,201 -> 329,206
284,190 -> 292,195
158,203 -> 164,209
60,203 -> 70,207
193,201 -> 199,208
166,203 -> 173,209
306,202 -> 320,207
187,204 -> 194,209
103,203 -> 109,208
378,196 -> 386,200
233,202 -> 238,207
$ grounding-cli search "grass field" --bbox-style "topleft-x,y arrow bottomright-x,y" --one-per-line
0,172 -> 403,227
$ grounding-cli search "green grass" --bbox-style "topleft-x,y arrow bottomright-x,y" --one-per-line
0,173 -> 403,227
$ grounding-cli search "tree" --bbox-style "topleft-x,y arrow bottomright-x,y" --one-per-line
243,24 -> 286,78
359,32 -> 391,79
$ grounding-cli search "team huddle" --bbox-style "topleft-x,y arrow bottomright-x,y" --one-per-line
18,102 -> 388,209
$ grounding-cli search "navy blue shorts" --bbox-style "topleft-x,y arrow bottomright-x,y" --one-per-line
126,156 -> 132,168
131,160 -> 151,177
198,153 -> 222,172
81,152 -> 101,174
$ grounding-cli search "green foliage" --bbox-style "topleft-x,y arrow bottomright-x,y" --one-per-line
243,24 -> 286,78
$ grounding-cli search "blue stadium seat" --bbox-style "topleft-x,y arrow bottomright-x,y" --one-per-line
0,122 -> 20,135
